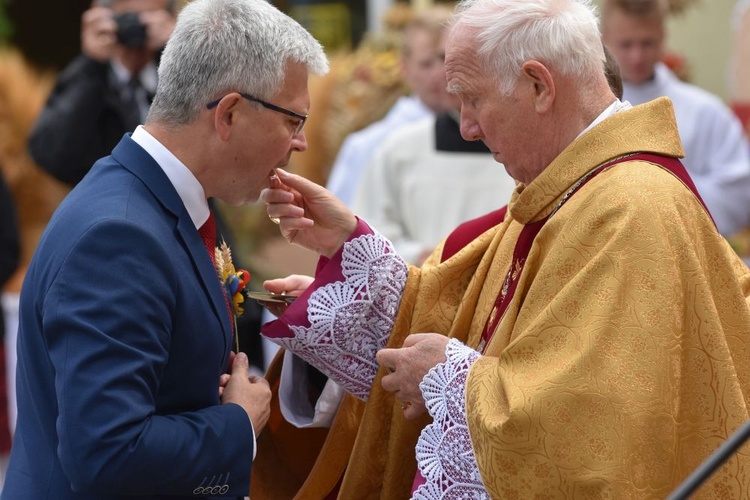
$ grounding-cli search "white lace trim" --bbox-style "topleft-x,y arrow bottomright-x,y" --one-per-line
413,339 -> 488,499
273,233 -> 408,400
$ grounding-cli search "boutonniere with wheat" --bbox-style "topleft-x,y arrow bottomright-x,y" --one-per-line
214,241 -> 250,352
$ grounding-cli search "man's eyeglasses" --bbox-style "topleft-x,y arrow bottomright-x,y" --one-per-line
206,93 -> 307,135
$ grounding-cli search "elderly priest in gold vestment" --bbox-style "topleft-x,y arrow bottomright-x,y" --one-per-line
253,0 -> 750,497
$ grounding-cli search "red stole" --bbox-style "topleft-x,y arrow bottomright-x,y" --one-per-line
410,151 -> 711,496
439,153 -> 712,354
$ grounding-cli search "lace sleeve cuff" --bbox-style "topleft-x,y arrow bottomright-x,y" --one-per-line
261,218 -> 408,400
414,339 -> 488,499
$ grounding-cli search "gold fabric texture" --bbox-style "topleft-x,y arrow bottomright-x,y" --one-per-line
255,98 -> 750,498
464,98 -> 750,498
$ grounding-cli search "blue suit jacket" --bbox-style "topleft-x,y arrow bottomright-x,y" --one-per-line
3,136 -> 254,499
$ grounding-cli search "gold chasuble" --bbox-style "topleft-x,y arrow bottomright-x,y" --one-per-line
252,98 -> 750,499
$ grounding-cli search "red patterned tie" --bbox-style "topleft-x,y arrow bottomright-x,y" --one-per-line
198,210 -> 216,264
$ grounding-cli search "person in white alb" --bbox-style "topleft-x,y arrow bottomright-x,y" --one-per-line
351,20 -> 517,266
353,107 -> 517,265
326,5 -> 453,207
602,0 -> 750,237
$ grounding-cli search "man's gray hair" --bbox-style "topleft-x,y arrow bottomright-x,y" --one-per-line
454,0 -> 605,95
148,0 -> 329,126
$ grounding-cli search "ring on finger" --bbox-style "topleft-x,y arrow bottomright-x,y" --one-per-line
269,215 -> 281,225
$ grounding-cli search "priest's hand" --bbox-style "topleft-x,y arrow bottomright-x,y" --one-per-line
260,168 -> 357,259
377,333 -> 450,420
141,8 -> 176,53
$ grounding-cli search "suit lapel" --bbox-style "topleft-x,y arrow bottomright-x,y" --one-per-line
111,136 -> 232,352
176,214 -> 233,350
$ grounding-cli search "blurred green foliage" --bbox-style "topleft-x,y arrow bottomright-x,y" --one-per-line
0,0 -> 12,43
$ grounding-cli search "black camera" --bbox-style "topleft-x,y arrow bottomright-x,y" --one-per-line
114,11 -> 147,48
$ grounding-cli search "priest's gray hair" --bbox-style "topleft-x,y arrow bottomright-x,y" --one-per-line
453,0 -> 605,95
148,0 -> 329,126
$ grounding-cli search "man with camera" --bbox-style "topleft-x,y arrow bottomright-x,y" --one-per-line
28,0 -> 176,186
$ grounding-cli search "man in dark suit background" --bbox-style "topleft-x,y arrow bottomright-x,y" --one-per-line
28,0 -> 176,187
2,0 -> 329,497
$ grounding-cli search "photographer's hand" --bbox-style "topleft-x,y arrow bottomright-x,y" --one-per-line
141,9 -> 176,53
81,5 -> 118,63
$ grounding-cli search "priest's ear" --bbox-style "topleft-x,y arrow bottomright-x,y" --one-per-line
520,60 -> 555,114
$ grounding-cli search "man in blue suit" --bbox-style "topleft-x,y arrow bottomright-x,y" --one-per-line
2,0 -> 329,497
